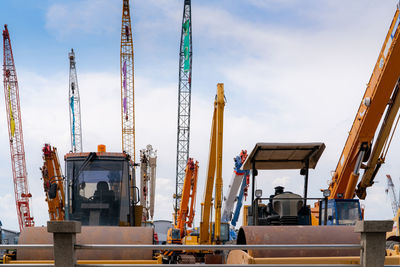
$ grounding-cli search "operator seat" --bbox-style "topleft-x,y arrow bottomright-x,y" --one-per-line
272,192 -> 303,225
94,181 -> 115,203
92,181 -> 117,225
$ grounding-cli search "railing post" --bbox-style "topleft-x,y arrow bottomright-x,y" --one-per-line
354,220 -> 393,267
47,221 -> 81,267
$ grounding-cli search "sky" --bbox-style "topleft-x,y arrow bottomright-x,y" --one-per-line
0,0 -> 400,231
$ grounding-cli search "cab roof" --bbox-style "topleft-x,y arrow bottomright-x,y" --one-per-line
64,152 -> 130,161
242,142 -> 325,170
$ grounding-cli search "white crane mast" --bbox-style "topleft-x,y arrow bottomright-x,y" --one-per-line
68,49 -> 83,153
140,144 -> 157,221
222,151 -> 249,223
222,165 -> 245,222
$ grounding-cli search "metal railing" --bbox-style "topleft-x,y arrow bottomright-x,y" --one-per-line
0,242 -> 363,267
74,244 -> 361,250
0,220 -> 394,267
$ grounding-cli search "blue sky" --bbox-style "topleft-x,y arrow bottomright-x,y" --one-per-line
0,0 -> 400,231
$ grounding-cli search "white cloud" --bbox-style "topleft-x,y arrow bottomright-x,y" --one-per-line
45,0 -> 120,38
272,176 -> 290,188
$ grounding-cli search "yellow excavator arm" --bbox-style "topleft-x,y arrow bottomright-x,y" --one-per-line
199,83 -> 225,244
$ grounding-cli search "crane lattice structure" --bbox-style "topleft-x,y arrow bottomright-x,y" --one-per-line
175,0 -> 193,221
386,174 -> 399,216
2,25 -> 34,231
120,0 -> 135,161
68,49 -> 83,153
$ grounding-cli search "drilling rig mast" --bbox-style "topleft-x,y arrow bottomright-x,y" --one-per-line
140,145 -> 157,222
386,174 -> 399,216
120,0 -> 135,161
2,25 -> 34,231
175,0 -> 193,222
68,49 -> 83,153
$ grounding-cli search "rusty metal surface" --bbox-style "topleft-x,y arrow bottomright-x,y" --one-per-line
204,253 -> 225,264
18,226 -> 153,260
178,254 -> 196,264
237,226 -> 360,258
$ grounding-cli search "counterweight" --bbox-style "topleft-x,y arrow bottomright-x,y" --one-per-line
2,25 -> 34,231
120,0 -> 135,161
68,49 -> 83,153
175,0 -> 193,221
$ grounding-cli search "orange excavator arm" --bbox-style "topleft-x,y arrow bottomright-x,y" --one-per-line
176,158 -> 199,238
41,144 -> 65,221
186,160 -> 198,228
328,5 -> 400,200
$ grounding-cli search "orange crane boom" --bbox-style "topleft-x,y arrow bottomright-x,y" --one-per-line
40,144 -> 65,221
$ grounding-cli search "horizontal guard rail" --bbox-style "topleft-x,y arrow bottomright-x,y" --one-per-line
76,264 -> 360,267
74,244 -> 361,250
0,244 -> 53,249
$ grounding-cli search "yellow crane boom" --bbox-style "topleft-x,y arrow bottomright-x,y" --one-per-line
120,0 -> 135,161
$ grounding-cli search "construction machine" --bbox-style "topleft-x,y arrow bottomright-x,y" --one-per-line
164,158 -> 198,262
140,144 -> 157,223
40,144 -> 65,221
321,1 -> 400,218
183,83 -> 229,263
198,83 -> 230,250
229,2 -> 400,264
239,142 -> 361,227
164,84 -> 229,264
221,150 -> 249,239
227,142 -> 364,265
244,0 -> 400,229
241,143 -> 326,227
4,145 -> 159,264
167,158 -> 198,245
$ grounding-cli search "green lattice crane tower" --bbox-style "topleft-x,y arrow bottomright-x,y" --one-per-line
175,0 -> 193,222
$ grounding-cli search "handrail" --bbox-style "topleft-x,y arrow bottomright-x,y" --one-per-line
0,244 -> 53,249
74,244 -> 361,250
0,243 -> 361,250
76,265 -> 359,267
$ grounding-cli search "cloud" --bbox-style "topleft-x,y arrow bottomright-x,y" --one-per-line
45,0 -> 120,38
272,176 -> 290,188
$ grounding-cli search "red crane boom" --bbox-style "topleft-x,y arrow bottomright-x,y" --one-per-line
2,24 -> 34,231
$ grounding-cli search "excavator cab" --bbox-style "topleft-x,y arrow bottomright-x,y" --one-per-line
211,222 -> 230,243
65,150 -> 140,226
319,199 -> 362,225
166,228 -> 182,244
